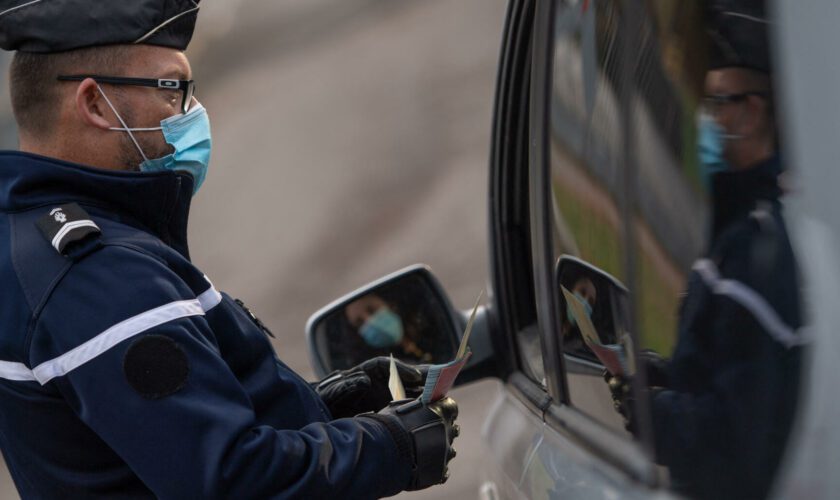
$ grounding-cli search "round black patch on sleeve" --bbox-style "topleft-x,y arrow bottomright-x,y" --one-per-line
123,335 -> 189,399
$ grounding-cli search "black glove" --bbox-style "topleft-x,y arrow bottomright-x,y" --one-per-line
638,349 -> 670,388
362,397 -> 459,491
605,372 -> 637,434
605,371 -> 664,435
315,357 -> 426,419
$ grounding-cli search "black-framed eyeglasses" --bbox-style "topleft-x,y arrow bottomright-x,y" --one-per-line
57,75 -> 196,114
702,91 -> 768,115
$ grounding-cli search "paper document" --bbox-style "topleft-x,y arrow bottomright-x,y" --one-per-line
388,354 -> 406,401
419,290 -> 483,404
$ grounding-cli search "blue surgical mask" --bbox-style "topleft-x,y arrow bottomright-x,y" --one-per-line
359,308 -> 404,348
697,113 -> 741,186
566,291 -> 593,327
99,85 -> 212,195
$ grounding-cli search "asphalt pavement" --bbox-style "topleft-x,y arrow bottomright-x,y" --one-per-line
0,0 -> 507,497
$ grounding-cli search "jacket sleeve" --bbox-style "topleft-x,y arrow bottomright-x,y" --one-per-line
651,222 -> 803,490
651,310 -> 769,466
28,245 -> 412,499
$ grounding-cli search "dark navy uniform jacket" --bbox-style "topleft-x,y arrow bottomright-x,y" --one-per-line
0,151 -> 411,499
651,157 -> 804,499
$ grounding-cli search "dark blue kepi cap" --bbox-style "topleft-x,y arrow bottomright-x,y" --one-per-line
707,0 -> 771,74
0,0 -> 201,53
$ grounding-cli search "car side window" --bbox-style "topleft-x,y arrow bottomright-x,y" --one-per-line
632,3 -> 807,498
628,4 -> 707,365
545,0 -> 631,433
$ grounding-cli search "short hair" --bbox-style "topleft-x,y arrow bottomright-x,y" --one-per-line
9,45 -> 132,138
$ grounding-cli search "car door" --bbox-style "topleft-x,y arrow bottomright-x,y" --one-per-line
485,0 -> 747,496
302,0 -> 809,497
517,0 -> 667,497
519,0 -> 809,499
480,0 -> 669,498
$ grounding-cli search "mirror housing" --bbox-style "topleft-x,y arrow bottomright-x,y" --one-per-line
306,265 -> 463,378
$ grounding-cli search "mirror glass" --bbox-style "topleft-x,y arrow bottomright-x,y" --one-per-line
556,256 -> 635,376
309,270 -> 459,374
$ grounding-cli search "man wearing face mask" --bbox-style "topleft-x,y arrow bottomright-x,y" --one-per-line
0,2 -> 458,498
607,2 -> 804,498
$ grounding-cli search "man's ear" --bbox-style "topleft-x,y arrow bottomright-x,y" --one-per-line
74,78 -> 116,130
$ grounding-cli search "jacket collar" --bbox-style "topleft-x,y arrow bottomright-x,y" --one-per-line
710,154 -> 783,241
0,151 -> 194,258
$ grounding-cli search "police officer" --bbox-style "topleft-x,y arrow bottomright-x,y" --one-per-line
0,1 -> 458,498
607,2 -> 804,498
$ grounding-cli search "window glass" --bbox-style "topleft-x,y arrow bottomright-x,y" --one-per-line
548,0 -> 630,432
631,2 -> 708,359
631,2 -> 806,499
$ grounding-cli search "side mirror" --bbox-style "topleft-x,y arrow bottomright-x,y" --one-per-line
306,265 -> 462,378
556,255 -> 635,376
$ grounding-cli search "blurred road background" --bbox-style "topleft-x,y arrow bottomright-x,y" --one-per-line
0,0 -> 507,497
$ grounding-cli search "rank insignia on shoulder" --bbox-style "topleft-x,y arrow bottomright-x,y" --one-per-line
36,203 -> 101,255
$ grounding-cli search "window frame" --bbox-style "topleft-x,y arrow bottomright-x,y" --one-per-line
488,0 -> 545,395
527,0 -> 569,404
525,0 -> 662,486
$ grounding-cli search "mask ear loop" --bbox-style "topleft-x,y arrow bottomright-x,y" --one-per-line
96,84 -> 151,163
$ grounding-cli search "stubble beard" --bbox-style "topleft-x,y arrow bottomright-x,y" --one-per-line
116,108 -> 175,172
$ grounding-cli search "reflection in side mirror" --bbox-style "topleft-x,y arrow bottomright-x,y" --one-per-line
306,265 -> 461,378
555,255 -> 634,376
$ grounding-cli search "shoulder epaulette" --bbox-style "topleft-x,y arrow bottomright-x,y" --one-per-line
35,203 -> 101,256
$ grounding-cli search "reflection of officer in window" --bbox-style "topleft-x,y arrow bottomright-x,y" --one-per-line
609,3 -> 804,499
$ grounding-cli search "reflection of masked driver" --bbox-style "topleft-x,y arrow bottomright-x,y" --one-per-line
345,295 -> 430,363
345,295 -> 404,348
361,309 -> 404,348
359,307 -> 403,347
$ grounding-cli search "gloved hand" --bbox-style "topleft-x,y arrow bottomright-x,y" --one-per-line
362,397 -> 459,491
605,371 -> 663,435
638,349 -> 670,388
315,357 -> 426,419
604,372 -> 637,434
